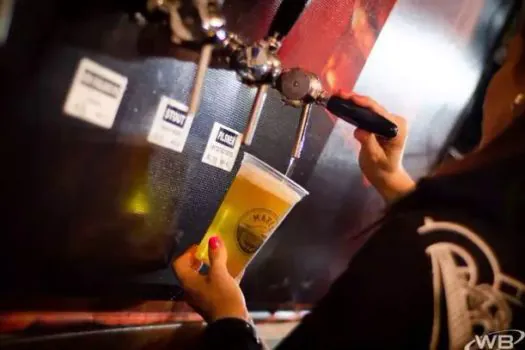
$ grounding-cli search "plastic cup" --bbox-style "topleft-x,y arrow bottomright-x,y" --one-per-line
195,152 -> 308,277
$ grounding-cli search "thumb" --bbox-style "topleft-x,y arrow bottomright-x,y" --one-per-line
208,235 -> 228,273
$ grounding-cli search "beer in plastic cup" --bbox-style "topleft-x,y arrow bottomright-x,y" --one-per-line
195,152 -> 308,277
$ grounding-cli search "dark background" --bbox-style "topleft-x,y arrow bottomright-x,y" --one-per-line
0,0 -> 516,308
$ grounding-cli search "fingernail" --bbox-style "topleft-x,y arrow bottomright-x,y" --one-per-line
209,236 -> 220,250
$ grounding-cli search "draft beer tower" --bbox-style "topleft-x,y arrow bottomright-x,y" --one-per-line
147,0 -> 398,175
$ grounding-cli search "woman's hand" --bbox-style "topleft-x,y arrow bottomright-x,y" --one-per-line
349,94 -> 415,203
173,236 -> 249,323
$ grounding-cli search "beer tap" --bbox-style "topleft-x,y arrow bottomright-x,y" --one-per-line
147,0 -> 227,118
225,0 -> 310,146
277,68 -> 398,175
226,34 -> 279,146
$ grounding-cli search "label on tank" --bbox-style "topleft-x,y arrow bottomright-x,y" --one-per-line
63,58 -> 128,129
202,122 -> 242,172
147,96 -> 192,153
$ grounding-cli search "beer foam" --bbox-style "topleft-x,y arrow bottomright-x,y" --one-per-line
238,161 -> 305,204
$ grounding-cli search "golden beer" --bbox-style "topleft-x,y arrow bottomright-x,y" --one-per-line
196,153 -> 308,277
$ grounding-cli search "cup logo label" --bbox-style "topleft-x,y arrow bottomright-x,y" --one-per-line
237,209 -> 278,254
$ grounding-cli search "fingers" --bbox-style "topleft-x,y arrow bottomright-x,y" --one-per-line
348,94 -> 390,118
354,128 -> 371,144
173,245 -> 202,285
208,235 -> 228,275
348,94 -> 407,129
349,94 -> 408,145
380,114 -> 407,148
354,127 -> 384,161
335,89 -> 354,99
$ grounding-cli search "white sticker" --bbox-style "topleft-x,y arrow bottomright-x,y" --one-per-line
202,122 -> 242,172
147,96 -> 193,153
63,58 -> 128,129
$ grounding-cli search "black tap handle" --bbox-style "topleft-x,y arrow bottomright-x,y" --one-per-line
267,0 -> 309,39
326,96 -> 398,139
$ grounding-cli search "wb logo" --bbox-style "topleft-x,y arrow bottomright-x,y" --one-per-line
216,127 -> 237,148
163,105 -> 187,128
465,330 -> 525,349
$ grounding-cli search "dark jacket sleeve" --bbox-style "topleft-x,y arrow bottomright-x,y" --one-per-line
200,317 -> 263,350
277,223 -> 435,349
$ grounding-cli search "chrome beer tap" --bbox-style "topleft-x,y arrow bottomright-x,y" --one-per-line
276,68 -> 398,140
222,0 -> 310,146
276,68 -> 398,174
147,0 -> 227,118
227,34 -> 282,146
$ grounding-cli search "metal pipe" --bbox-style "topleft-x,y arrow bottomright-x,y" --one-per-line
243,84 -> 269,146
285,157 -> 296,178
286,103 -> 312,177
291,103 -> 312,158
187,44 -> 214,117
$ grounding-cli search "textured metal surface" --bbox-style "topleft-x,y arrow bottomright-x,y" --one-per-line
0,0 -> 514,307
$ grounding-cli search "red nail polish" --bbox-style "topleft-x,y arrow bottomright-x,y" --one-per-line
209,236 -> 220,250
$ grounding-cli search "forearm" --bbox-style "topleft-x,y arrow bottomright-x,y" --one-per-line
373,169 -> 416,204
